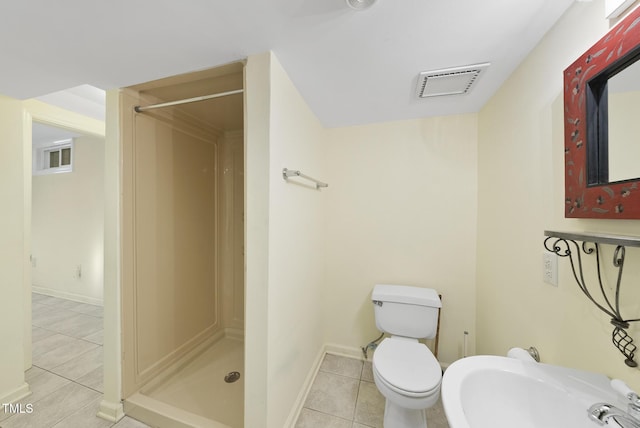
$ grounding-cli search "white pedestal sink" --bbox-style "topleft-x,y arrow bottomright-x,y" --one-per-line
441,355 -> 627,428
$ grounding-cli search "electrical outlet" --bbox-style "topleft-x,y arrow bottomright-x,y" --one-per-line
542,251 -> 558,286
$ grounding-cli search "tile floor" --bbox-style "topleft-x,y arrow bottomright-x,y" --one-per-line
5,294 -> 449,428
295,353 -> 450,428
0,293 -> 150,428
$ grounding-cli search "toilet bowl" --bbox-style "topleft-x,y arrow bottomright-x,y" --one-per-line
373,337 -> 442,427
370,284 -> 443,428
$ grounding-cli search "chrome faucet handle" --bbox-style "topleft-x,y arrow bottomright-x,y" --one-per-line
589,401 -> 640,428
612,379 -> 640,416
589,403 -> 613,425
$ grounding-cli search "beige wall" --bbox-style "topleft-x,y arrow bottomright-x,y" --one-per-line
243,51 -> 330,427
32,135 -> 105,304
477,0 -> 640,389
324,115 -> 478,364
101,88 -> 124,421
265,54 -> 327,427
244,53 -> 271,428
0,95 -> 29,404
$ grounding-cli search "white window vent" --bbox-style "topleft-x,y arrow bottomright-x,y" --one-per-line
416,63 -> 490,98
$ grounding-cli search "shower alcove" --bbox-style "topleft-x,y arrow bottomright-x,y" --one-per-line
120,62 -> 245,427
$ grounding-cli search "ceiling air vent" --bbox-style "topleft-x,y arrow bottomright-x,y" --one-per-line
416,63 -> 490,98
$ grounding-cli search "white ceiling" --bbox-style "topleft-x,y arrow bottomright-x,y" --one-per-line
32,122 -> 84,147
3,0 -> 578,127
35,85 -> 106,122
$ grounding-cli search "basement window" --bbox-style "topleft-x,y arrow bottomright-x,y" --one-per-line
34,139 -> 74,175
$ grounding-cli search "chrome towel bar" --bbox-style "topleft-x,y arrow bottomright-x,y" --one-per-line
282,168 -> 328,189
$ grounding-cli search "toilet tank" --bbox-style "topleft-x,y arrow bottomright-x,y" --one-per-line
372,284 -> 441,339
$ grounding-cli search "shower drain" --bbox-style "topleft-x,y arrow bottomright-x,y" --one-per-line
224,371 -> 241,383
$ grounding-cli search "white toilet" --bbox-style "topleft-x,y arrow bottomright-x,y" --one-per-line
371,284 -> 442,428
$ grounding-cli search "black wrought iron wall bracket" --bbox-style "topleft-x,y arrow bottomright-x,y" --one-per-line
544,230 -> 640,367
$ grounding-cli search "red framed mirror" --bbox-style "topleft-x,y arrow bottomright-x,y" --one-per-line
564,6 -> 640,218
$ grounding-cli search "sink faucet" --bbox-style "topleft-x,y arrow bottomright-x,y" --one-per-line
589,403 -> 640,428
589,379 -> 640,428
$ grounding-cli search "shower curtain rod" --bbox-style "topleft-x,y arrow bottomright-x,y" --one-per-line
134,88 -> 244,113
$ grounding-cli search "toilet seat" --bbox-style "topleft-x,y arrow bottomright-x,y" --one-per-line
373,338 -> 441,396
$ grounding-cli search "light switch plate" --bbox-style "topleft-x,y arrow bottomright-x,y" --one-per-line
543,251 -> 558,287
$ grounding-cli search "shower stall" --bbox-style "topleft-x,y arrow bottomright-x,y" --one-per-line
119,62 -> 245,427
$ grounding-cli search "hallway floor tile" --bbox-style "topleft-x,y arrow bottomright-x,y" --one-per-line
0,293 -> 150,428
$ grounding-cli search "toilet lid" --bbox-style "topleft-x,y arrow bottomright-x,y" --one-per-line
373,338 -> 442,394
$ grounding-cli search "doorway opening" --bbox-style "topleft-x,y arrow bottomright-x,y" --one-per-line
27,117 -> 107,415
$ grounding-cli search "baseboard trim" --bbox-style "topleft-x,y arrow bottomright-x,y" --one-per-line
0,382 -> 31,405
324,343 -> 366,361
97,399 -> 125,423
32,286 -> 103,306
325,342 -> 451,370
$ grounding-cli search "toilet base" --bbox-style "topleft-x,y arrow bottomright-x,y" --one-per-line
383,399 -> 427,428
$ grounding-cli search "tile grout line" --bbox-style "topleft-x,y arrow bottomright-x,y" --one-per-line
303,407 -> 355,426
32,340 -> 103,371
351,366 -> 364,423
32,363 -> 104,395
32,330 -> 103,345
314,358 -> 381,427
